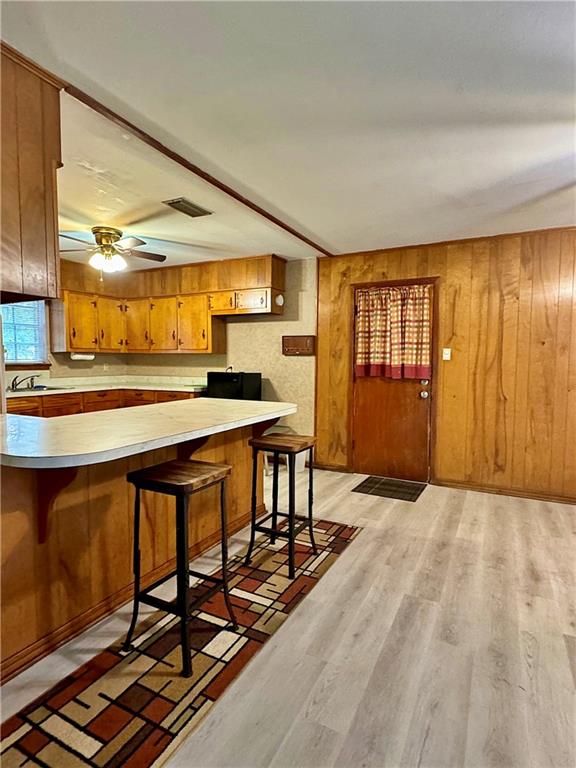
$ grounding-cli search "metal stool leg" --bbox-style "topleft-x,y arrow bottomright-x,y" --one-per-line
220,479 -> 238,630
288,453 -> 296,579
244,447 -> 259,566
123,487 -> 142,651
176,494 -> 192,677
271,451 -> 279,544
308,446 -> 318,554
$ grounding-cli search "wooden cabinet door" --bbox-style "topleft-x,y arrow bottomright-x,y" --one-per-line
208,291 -> 236,313
124,299 -> 151,352
97,297 -> 126,352
235,288 -> 269,312
0,50 -> 61,299
6,396 -> 43,415
177,295 -> 209,351
149,297 -> 178,350
42,394 -> 83,417
66,292 -> 98,350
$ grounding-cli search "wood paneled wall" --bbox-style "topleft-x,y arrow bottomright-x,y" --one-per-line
316,228 -> 576,501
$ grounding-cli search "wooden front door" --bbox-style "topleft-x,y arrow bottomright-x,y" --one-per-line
351,279 -> 434,482
352,376 -> 431,481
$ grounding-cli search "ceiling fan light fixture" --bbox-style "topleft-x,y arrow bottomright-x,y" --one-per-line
88,250 -> 127,273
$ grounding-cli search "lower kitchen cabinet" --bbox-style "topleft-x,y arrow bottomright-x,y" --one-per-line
82,390 -> 123,412
6,396 -> 43,416
41,393 -> 83,417
6,389 -> 201,415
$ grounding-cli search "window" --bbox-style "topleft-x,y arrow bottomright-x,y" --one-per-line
0,301 -> 47,364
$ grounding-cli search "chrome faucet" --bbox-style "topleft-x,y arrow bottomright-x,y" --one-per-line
9,375 -> 37,391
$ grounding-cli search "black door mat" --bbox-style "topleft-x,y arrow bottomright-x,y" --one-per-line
352,476 -> 427,502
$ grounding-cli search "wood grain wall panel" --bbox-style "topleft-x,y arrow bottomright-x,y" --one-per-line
524,233 -> 561,493
316,228 -> 576,500
550,233 -> 576,495
435,244 -> 473,481
0,56 -> 23,293
42,80 -> 61,298
16,66 -> 48,297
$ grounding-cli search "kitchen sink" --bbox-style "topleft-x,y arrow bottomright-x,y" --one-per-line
31,385 -> 75,391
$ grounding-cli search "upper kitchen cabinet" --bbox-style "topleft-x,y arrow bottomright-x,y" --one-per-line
1,45 -> 63,301
177,294 -> 225,353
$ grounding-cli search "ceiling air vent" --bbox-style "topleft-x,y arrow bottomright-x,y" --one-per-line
162,197 -> 212,218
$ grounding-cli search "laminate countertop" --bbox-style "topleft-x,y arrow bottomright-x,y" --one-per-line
1,398 -> 296,469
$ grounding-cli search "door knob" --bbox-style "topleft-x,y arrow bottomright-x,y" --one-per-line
419,391 -> 429,399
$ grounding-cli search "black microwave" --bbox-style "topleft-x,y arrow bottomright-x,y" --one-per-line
206,372 -> 262,400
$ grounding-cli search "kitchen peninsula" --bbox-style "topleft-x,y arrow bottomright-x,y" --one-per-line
1,397 -> 296,679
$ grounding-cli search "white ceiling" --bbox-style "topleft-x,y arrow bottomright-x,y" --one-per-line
3,1 -> 575,257
57,93 -> 318,267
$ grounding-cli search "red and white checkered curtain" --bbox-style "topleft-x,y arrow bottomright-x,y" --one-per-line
354,284 -> 432,379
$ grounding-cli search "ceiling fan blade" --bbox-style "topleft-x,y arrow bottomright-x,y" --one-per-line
116,236 -> 146,250
60,248 -> 93,254
60,233 -> 94,245
130,251 -> 167,263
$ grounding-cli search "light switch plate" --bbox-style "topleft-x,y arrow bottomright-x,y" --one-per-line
442,347 -> 452,361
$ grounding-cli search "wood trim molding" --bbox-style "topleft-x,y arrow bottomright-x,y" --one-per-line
5,362 -> 51,371
0,41 -> 65,90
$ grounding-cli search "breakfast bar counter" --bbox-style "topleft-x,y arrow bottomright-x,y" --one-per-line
1,398 -> 296,679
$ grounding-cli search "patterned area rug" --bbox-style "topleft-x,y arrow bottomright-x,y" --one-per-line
1,520 -> 359,768
352,475 -> 427,502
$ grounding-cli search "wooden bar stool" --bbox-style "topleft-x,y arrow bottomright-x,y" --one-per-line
245,435 -> 318,579
123,459 -> 237,678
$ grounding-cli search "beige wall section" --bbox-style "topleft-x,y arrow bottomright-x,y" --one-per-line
26,259 -> 316,434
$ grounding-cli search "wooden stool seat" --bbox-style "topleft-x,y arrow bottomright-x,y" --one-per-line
245,434 -> 317,579
249,434 -> 316,454
127,460 -> 231,496
124,458 -> 237,678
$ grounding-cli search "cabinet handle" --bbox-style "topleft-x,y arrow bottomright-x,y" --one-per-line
179,338 -> 183,346
91,300 -> 97,307
172,329 -> 176,340
119,339 -> 124,346
92,337 -> 98,345
72,327 -> 76,338
118,304 -> 123,310
150,338 -> 155,346
144,330 -> 148,341
100,329 -> 104,339
125,339 -> 129,346
150,303 -> 155,310
178,301 -> 183,308
229,296 -> 233,306
124,304 -> 129,311
202,329 -> 206,340
260,296 -> 265,305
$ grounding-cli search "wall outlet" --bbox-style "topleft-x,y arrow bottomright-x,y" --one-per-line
442,347 -> 452,361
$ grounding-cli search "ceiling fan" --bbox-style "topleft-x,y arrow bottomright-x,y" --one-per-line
60,226 -> 167,276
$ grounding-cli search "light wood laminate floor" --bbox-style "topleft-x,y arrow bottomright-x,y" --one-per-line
2,470 -> 575,767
